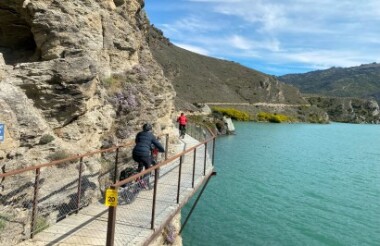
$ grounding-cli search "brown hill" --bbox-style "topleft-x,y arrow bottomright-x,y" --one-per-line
148,26 -> 307,109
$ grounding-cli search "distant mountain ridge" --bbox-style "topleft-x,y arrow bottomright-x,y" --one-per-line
278,63 -> 380,103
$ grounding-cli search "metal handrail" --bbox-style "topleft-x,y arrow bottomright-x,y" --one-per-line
106,123 -> 217,246
0,120 -> 216,245
113,135 -> 214,188
0,133 -> 169,178
0,144 -> 132,178
0,133 -> 169,242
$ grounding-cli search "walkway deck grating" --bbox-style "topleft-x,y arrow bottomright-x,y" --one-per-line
18,134 -> 214,246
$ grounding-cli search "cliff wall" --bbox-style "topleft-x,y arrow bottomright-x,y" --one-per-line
0,1 -> 179,243
306,97 -> 380,124
0,0 -> 175,171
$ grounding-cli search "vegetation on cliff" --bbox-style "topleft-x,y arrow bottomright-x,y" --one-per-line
211,107 -> 295,123
211,107 -> 251,121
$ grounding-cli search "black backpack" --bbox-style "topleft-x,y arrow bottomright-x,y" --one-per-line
119,167 -> 136,182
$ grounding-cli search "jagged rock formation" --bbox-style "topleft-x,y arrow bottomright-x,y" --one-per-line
0,1 -> 176,243
306,97 -> 380,124
0,0 -> 175,171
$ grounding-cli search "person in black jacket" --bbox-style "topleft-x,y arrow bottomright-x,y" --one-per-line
132,123 -> 165,174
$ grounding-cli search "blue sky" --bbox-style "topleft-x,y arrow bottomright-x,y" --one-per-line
145,0 -> 380,76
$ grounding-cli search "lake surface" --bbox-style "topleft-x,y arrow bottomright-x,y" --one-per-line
182,122 -> 380,246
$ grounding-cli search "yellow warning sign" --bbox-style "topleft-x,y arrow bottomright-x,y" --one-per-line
105,188 -> 118,207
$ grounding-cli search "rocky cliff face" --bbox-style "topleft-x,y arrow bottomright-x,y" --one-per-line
0,0 -> 175,176
0,1 -> 177,242
306,97 -> 380,124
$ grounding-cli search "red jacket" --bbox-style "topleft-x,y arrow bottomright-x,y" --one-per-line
177,115 -> 187,125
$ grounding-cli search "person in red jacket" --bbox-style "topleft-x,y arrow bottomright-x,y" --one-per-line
176,113 -> 188,138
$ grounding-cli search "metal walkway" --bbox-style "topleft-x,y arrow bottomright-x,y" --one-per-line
16,134 -> 215,246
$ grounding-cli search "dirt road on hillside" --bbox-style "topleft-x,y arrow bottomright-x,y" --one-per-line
205,102 -> 310,107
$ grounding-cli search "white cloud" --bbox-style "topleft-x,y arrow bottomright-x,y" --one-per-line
173,16 -> 219,33
159,16 -> 219,38
277,50 -> 378,69
174,43 -> 210,56
229,35 -> 251,50
147,0 -> 380,74
228,35 -> 281,52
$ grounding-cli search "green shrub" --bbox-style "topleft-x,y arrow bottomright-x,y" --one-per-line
101,76 -> 124,94
35,217 -> 49,234
211,107 -> 251,121
268,115 -> 282,123
39,134 -> 54,145
257,112 -> 269,121
257,112 -> 293,123
101,77 -> 117,87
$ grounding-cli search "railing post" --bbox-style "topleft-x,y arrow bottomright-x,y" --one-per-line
203,142 -> 207,176
30,168 -> 40,239
106,186 -> 117,246
151,169 -> 159,229
76,157 -> 84,214
113,147 -> 119,183
176,155 -> 183,204
212,138 -> 216,166
165,134 -> 169,160
180,171 -> 217,234
192,148 -> 197,188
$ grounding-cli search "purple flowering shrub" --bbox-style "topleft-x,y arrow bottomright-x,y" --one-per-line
131,64 -> 149,81
109,84 -> 140,116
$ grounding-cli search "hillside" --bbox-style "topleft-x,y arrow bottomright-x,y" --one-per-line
278,63 -> 380,103
148,26 -> 307,107
146,26 -> 330,122
147,26 -> 380,124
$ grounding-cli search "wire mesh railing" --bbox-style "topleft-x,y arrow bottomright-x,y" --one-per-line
0,121 -> 216,245
0,134 -> 169,245
106,125 -> 216,246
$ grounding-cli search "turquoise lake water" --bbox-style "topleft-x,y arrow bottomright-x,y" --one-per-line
182,122 -> 380,246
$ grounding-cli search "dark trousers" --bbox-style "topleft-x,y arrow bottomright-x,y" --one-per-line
179,124 -> 186,133
133,153 -> 152,174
